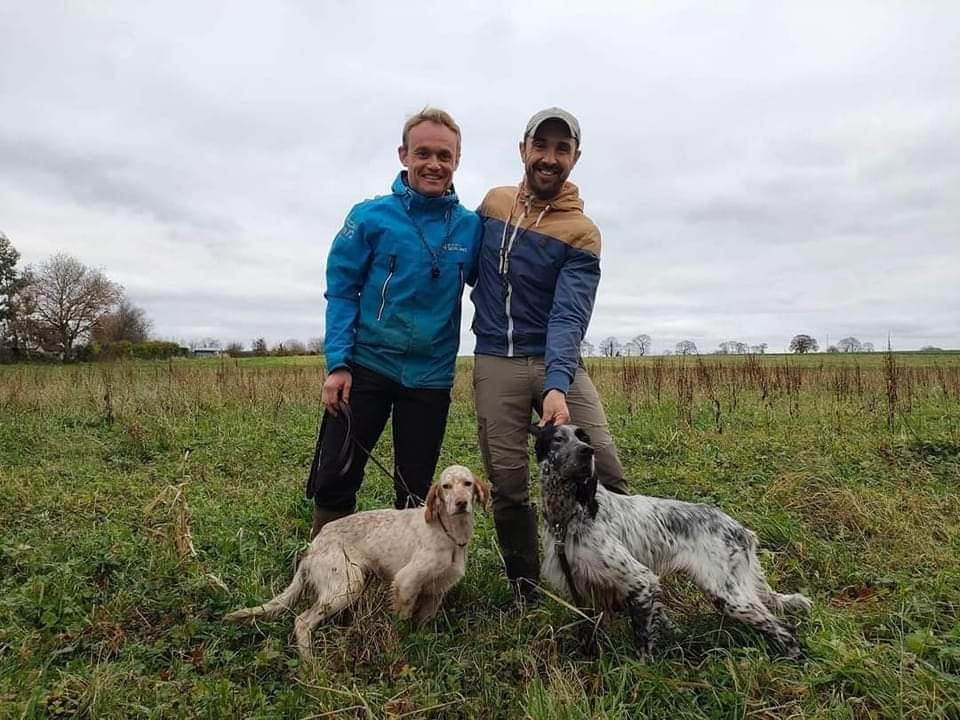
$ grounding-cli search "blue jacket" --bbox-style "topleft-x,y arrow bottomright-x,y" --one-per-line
324,173 -> 481,389
470,182 -> 601,395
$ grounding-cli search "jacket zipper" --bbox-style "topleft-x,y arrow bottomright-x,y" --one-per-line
377,255 -> 397,321
502,221 -> 523,357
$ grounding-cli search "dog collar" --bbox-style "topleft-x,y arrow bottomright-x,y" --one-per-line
438,513 -> 468,548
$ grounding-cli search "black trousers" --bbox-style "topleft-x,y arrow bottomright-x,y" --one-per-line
306,363 -> 452,512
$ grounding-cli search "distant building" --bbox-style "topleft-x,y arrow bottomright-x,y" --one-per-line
192,347 -> 224,358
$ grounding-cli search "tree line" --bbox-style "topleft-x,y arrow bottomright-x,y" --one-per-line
1,232 -> 326,362
582,334 -> 886,357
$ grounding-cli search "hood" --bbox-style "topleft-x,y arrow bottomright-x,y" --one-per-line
392,172 -> 460,212
519,180 -> 584,214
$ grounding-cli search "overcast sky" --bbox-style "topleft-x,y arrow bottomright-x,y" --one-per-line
2,1 -> 958,353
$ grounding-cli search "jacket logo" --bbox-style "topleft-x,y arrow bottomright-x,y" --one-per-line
338,218 -> 357,240
441,242 -> 468,253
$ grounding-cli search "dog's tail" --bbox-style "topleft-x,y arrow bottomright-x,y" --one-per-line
224,569 -> 305,623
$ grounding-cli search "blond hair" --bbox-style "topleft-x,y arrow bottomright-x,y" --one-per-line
402,107 -> 461,152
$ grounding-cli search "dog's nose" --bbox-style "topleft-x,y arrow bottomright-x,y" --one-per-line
456,500 -> 468,511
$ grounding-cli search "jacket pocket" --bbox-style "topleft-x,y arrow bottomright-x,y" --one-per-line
377,254 -> 397,321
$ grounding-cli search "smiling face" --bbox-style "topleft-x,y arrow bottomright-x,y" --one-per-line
398,120 -> 460,197
520,118 -> 581,201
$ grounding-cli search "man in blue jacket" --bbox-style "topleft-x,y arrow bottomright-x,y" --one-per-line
471,108 -> 627,600
307,108 -> 480,538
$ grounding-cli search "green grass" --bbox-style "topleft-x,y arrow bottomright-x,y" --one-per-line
1,353 -> 959,719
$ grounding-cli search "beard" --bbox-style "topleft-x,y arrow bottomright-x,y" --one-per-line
525,162 -> 566,200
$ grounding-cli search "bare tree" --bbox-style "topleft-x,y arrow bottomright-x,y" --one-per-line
251,337 -> 268,356
837,336 -> 862,353
307,336 -> 325,355
225,341 -> 245,356
862,342 -> 875,352
718,340 -> 746,354
16,254 -> 121,359
579,338 -> 594,357
750,343 -> 768,354
92,297 -> 152,343
599,336 -> 622,357
675,339 -> 697,356
630,334 -> 652,356
789,334 -> 819,354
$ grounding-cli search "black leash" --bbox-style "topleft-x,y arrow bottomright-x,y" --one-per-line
553,521 -> 585,609
306,401 -> 423,507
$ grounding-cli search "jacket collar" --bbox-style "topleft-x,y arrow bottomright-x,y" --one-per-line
517,180 -> 585,214
393,172 -> 459,213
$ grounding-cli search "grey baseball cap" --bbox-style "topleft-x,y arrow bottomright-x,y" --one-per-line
524,107 -> 581,145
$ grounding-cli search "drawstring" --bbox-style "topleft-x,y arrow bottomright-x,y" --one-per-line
498,182 -> 552,280
534,204 -> 550,228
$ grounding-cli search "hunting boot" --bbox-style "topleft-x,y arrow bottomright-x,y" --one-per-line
494,505 -> 541,606
310,506 -> 352,540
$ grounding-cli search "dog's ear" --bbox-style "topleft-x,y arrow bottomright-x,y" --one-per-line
575,472 -> 599,515
423,483 -> 441,523
473,475 -> 491,508
574,427 -> 592,446
531,423 -> 554,463
528,424 -> 541,438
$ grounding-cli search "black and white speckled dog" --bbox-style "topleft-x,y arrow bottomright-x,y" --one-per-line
531,423 -> 811,658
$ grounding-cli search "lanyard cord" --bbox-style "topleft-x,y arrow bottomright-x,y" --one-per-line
406,207 -> 452,280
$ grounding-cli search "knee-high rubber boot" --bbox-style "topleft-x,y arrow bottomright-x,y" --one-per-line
493,505 -> 541,602
311,506 -> 353,540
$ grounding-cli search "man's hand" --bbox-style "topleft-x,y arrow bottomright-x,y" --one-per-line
322,368 -> 352,414
540,389 -> 570,426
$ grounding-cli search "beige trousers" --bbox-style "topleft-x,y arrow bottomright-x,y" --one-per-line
473,354 -> 627,514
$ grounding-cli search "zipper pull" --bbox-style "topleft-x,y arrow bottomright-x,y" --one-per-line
388,255 -> 397,272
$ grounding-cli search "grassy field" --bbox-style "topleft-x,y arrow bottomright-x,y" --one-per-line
1,353 -> 959,719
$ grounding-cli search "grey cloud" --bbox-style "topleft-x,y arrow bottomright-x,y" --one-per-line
0,136 -> 230,232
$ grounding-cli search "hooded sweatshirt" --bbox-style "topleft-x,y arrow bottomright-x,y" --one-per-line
470,181 -> 601,394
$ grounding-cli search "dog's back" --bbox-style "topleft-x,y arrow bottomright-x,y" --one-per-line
311,507 -> 432,579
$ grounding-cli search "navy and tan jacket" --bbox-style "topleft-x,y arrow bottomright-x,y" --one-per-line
470,181 -> 601,395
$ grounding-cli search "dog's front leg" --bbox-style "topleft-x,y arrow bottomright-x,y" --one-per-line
626,589 -> 659,654
391,565 -> 430,620
412,592 -> 443,624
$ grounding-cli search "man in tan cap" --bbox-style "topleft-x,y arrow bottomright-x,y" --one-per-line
469,108 -> 627,602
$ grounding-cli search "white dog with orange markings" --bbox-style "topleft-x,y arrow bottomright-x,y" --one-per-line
225,465 -> 488,661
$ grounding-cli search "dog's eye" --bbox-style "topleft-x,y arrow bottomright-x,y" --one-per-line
442,483 -> 452,490
463,480 -> 472,487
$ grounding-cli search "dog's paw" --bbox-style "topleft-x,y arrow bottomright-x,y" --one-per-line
575,623 -> 602,658
774,635 -> 805,661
